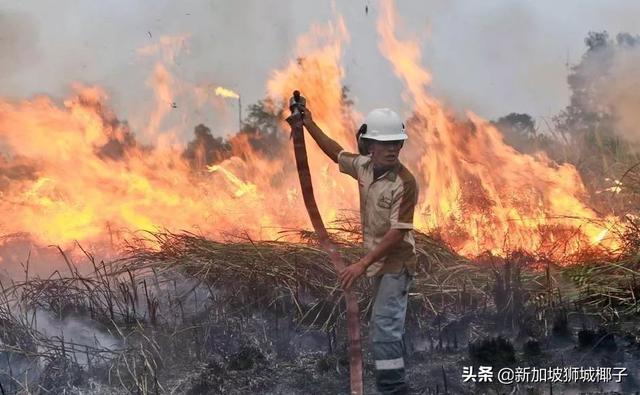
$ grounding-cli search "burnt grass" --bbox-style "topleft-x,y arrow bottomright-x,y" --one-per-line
1,231 -> 640,394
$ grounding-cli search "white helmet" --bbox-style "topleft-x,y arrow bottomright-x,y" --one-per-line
360,108 -> 407,141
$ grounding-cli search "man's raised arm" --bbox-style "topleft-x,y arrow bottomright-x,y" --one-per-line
303,109 -> 344,163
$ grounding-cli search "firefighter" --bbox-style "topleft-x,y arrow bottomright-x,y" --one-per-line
303,107 -> 418,394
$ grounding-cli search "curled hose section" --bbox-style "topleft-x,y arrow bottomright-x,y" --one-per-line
287,109 -> 364,395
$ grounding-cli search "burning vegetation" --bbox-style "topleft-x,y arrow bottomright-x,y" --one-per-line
2,1 -> 640,393
0,4 -> 625,259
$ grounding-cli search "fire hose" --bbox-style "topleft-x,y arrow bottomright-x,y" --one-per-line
286,91 -> 363,395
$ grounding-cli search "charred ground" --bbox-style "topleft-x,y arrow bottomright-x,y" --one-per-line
2,226 -> 640,394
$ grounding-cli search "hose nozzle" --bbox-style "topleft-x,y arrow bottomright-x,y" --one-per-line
289,90 -> 306,115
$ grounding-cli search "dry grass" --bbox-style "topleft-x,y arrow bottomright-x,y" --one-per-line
0,223 -> 638,393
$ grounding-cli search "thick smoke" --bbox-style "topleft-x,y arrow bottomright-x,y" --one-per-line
597,35 -> 640,144
2,1 -> 640,131
560,32 -> 640,146
0,11 -> 39,78
0,0 -> 326,142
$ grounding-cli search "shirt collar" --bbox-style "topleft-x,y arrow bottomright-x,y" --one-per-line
371,162 -> 401,182
385,163 -> 401,181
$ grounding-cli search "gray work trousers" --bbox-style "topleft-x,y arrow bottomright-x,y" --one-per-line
370,268 -> 412,394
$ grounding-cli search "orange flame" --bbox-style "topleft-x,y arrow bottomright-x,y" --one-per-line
0,3 -> 621,263
375,0 -> 619,256
214,87 -> 240,100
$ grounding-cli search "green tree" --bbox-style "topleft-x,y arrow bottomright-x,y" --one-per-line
182,124 -> 231,169
492,113 -> 551,155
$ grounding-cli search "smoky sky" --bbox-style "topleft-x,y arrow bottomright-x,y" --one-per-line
1,0 -> 639,140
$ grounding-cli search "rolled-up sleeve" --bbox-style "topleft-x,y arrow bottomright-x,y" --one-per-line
390,178 -> 418,230
338,150 -> 365,180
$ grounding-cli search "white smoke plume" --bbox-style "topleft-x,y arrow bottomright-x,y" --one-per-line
599,42 -> 640,143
